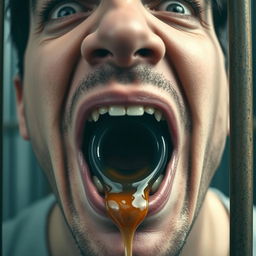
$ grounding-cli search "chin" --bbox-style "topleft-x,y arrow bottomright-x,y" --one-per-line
70,221 -> 189,256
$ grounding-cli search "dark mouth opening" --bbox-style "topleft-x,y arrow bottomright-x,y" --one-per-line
82,114 -> 173,187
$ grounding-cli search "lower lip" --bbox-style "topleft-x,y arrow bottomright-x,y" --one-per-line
78,150 -> 177,217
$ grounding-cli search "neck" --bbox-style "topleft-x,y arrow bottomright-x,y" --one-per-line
181,190 -> 230,256
48,204 -> 81,256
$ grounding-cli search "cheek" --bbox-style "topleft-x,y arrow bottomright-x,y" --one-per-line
22,40 -> 81,169
23,37 -> 81,132
164,32 -> 227,126
172,37 -> 228,172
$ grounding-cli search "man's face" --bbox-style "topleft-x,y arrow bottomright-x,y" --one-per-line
16,0 -> 228,255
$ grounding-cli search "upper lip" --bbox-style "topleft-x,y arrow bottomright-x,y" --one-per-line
73,85 -> 180,216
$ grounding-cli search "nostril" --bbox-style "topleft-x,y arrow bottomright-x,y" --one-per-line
135,48 -> 154,58
92,49 -> 113,58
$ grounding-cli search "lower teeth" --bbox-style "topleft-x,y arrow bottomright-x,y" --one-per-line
92,173 -> 164,195
92,176 -> 104,193
150,174 -> 164,194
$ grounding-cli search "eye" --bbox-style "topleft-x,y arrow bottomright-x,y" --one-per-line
157,1 -> 192,15
50,2 -> 84,19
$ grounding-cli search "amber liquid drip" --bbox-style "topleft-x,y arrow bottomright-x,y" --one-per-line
105,188 -> 150,256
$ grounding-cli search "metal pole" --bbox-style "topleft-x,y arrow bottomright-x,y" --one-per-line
229,0 -> 253,255
0,0 -> 4,251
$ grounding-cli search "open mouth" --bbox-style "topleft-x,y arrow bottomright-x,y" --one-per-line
75,93 -> 178,216
82,106 -> 173,194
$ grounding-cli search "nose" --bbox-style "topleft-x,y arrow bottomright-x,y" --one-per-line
81,5 -> 165,67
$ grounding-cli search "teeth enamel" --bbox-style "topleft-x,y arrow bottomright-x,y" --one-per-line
151,174 -> 164,193
92,176 -> 104,193
109,106 -> 126,116
145,106 -> 155,115
127,105 -> 144,116
92,110 -> 100,122
99,106 -> 108,115
154,110 -> 162,122
87,105 -> 165,122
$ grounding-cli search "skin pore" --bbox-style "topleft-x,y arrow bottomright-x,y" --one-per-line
14,0 -> 229,255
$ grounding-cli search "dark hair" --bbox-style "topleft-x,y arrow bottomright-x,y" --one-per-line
7,0 -> 227,77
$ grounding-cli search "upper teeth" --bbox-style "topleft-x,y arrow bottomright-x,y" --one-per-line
89,105 -> 164,122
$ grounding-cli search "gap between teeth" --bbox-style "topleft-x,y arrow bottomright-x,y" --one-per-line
90,105 -> 164,122
92,174 -> 164,194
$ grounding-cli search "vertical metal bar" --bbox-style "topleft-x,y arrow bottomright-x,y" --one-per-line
229,0 -> 253,255
0,0 -> 4,250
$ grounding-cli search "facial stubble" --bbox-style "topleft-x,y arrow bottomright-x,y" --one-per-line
59,64 -> 195,256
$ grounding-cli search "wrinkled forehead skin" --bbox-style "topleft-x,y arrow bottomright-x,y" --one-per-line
17,0 -> 229,255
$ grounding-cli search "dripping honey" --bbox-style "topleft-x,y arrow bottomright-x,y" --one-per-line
105,185 -> 150,256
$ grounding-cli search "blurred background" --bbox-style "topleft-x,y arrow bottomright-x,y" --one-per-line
3,2 -> 256,221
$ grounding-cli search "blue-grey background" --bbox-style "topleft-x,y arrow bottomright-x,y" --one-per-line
3,4 -> 256,221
